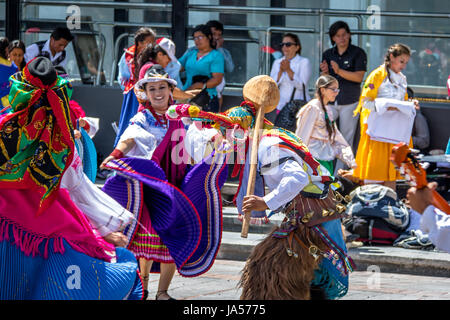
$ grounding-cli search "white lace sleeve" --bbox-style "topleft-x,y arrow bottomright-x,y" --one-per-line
119,112 -> 158,159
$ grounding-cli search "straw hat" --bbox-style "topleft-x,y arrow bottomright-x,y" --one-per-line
242,75 -> 279,114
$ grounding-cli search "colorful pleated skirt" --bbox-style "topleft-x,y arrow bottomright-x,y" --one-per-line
127,202 -> 174,264
102,152 -> 228,277
0,189 -> 143,300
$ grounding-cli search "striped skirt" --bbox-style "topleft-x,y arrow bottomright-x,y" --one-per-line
128,203 -> 174,264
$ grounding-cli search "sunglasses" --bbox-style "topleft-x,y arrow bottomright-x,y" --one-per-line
280,42 -> 296,47
326,87 -> 340,93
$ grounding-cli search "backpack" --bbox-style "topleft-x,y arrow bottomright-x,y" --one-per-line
343,184 -> 410,245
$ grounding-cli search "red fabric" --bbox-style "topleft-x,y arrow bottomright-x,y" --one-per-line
0,188 -> 113,261
110,149 -> 125,159
124,45 -> 137,93
151,119 -> 188,187
139,61 -> 155,80
0,63 -> 76,215
69,100 -> 86,127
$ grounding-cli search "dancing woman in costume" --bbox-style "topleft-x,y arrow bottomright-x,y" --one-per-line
0,57 -> 142,300
295,75 -> 356,175
167,75 -> 354,300
101,65 -> 227,300
353,43 -> 417,191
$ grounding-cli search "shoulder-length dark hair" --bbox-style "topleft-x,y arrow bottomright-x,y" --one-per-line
0,37 -> 9,60
282,33 -> 302,55
192,24 -> 215,49
328,20 -> 352,46
8,39 -> 26,70
137,44 -> 168,75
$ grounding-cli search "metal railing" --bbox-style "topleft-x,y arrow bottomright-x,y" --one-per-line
19,1 -> 450,94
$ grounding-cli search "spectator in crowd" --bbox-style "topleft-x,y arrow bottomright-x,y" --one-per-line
353,43 -> 418,191
136,42 -> 200,101
206,20 -> 234,110
178,24 -> 224,113
0,37 -> 18,109
270,33 -> 311,122
407,182 -> 450,253
295,74 -> 356,175
138,38 -> 182,88
320,21 -> 367,171
24,27 -> 74,67
8,39 -> 26,71
114,27 -> 156,146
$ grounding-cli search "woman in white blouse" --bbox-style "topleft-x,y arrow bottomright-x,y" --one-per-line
295,75 -> 356,175
270,33 -> 311,115
353,43 -> 418,191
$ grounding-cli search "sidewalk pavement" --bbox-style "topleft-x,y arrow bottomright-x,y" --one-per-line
219,206 -> 450,278
95,179 -> 450,278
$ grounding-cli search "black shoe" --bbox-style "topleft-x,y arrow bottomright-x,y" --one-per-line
143,289 -> 149,300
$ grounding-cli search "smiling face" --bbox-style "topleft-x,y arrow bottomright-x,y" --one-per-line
281,36 -> 300,59
145,80 -> 171,113
389,53 -> 410,73
320,80 -> 340,104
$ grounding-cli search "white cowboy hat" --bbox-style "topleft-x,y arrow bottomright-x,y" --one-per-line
134,64 -> 177,102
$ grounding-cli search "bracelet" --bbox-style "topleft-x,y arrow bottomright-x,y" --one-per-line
110,149 -> 124,159
202,83 -> 207,90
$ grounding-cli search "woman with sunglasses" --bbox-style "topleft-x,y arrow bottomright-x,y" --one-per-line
295,75 -> 356,174
270,33 -> 311,118
178,24 -> 224,112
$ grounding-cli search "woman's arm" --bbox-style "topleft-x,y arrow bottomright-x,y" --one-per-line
100,138 -> 136,169
206,72 -> 224,89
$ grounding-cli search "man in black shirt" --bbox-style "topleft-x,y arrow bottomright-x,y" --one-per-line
320,21 -> 367,170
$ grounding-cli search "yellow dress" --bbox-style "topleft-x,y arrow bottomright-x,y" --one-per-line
353,65 -> 412,182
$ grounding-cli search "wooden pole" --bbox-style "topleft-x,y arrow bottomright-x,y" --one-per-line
241,105 -> 265,238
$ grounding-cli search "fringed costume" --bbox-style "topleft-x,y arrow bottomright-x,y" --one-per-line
0,58 -> 143,300
168,102 -> 355,300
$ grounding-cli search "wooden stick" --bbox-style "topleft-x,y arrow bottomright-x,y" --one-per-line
241,105 -> 265,238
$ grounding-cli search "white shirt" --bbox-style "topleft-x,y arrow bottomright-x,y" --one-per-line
421,205 -> 450,253
24,39 -> 68,67
257,136 -> 310,210
270,54 -> 311,111
295,99 -> 356,167
365,70 -> 416,144
61,148 -> 134,237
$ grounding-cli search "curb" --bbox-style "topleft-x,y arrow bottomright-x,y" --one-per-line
217,231 -> 450,278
